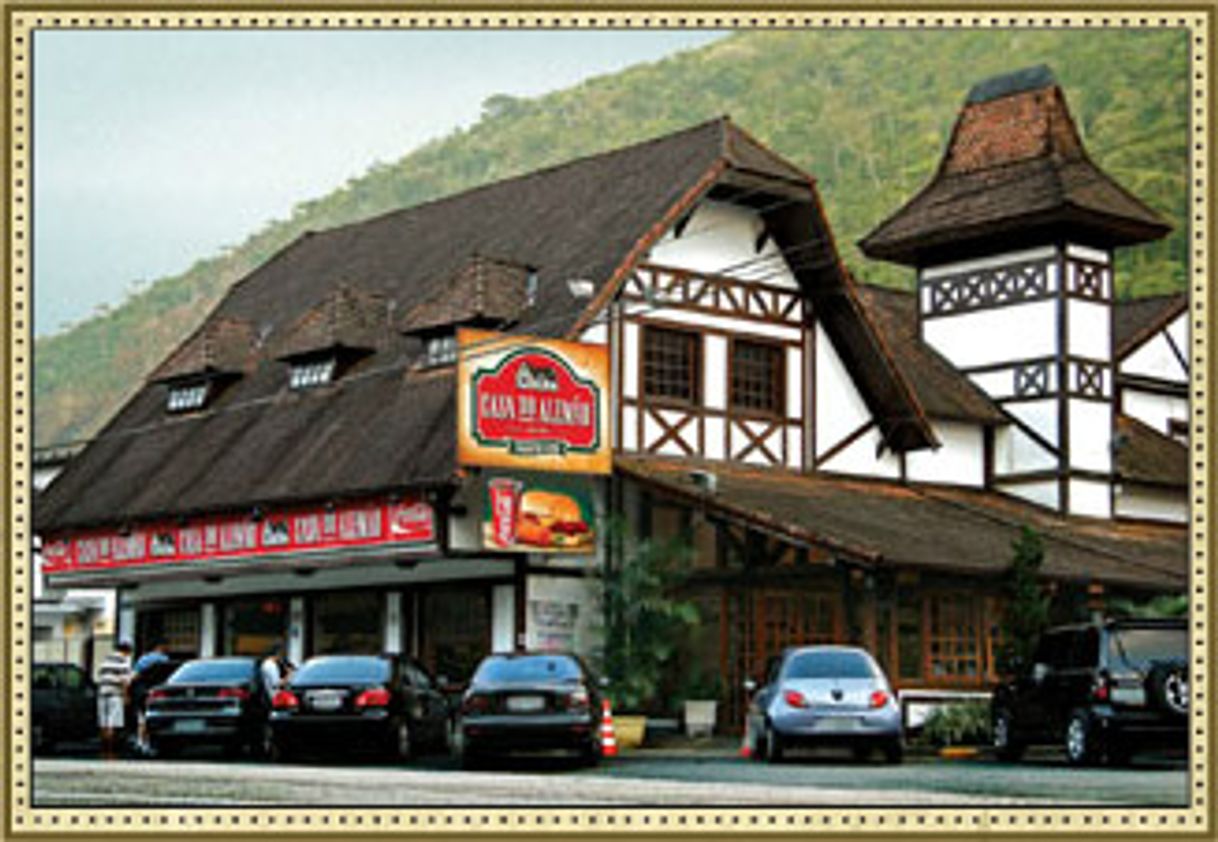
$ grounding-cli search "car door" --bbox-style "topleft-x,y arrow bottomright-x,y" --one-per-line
403,659 -> 447,744
1018,632 -> 1065,741
60,665 -> 96,739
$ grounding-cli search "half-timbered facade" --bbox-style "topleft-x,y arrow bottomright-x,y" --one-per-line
36,65 -> 1187,725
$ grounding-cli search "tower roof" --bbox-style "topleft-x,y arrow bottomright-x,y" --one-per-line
860,67 -> 1171,267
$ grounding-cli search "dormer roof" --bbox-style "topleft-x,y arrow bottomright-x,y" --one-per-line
399,255 -> 530,335
148,317 -> 256,383
271,283 -> 393,361
860,66 -> 1171,266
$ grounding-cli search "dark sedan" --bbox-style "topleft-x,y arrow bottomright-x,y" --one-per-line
457,652 -> 603,768
268,655 -> 450,762
145,657 -> 272,758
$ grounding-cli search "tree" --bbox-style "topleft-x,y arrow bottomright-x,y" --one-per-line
1107,593 -> 1187,619
998,527 -> 1052,674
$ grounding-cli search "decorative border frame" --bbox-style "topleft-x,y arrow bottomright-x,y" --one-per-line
2,5 -> 1211,837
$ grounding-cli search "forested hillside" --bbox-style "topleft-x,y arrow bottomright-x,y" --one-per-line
34,28 -> 1189,448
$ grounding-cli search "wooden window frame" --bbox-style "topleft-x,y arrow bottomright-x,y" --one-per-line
642,325 -> 701,406
729,336 -> 786,418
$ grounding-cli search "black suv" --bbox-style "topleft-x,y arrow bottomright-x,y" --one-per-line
991,618 -> 1187,766
32,662 -> 97,753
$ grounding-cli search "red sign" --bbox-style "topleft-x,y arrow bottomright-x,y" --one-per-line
40,497 -> 436,576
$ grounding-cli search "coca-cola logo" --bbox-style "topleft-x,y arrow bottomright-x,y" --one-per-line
471,348 -> 601,457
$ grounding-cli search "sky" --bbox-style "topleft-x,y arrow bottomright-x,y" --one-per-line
32,29 -> 725,336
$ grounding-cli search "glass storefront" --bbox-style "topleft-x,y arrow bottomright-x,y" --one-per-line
222,596 -> 289,657
136,606 -> 201,659
419,585 -> 490,684
311,590 -> 382,655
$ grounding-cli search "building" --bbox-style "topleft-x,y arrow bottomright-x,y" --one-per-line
36,66 -> 1187,723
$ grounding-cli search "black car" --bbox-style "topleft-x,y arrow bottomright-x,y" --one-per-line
268,655 -> 450,762
145,657 -> 273,758
32,662 -> 96,753
457,652 -> 603,768
991,618 -> 1188,766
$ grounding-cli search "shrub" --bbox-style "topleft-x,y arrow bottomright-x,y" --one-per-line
919,701 -> 992,747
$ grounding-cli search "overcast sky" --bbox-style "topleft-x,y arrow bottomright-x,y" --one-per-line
32,29 -> 725,336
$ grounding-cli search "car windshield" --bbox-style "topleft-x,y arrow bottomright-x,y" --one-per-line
473,656 -> 583,684
784,650 -> 876,680
293,657 -> 389,686
168,659 -> 255,684
1108,627 -> 1186,669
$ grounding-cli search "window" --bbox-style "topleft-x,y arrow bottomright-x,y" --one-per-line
425,334 -> 458,367
166,381 -> 210,413
927,594 -> 981,680
289,356 -> 336,390
643,326 -> 700,403
731,339 -> 784,415
311,591 -> 382,655
222,597 -> 288,656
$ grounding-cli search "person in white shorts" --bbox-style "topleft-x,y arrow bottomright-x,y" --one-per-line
96,641 -> 133,760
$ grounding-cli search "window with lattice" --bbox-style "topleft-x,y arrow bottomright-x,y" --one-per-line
730,339 -> 784,415
166,381 -> 210,413
289,356 -> 337,390
643,326 -> 700,403
927,594 -> 982,680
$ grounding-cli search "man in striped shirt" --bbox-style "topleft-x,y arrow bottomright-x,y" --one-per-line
96,641 -> 133,760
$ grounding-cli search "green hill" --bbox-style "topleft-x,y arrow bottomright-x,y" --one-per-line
33,28 -> 1189,449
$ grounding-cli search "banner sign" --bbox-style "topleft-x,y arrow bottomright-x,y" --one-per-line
483,473 -> 597,554
40,497 -> 436,575
457,328 -> 611,474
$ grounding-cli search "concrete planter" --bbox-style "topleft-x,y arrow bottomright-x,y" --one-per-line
614,715 -> 647,750
683,700 -> 718,738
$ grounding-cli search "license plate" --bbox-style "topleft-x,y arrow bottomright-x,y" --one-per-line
506,695 -> 545,713
817,716 -> 859,733
173,719 -> 206,734
309,693 -> 343,712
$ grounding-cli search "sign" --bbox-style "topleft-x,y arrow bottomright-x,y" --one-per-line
482,473 -> 596,554
457,328 -> 611,474
40,496 -> 436,576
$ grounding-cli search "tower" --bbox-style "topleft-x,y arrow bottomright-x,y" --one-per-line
861,66 -> 1171,516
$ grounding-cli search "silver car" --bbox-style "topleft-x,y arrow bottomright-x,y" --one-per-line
744,646 -> 903,763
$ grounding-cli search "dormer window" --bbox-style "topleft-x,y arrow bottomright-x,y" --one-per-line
425,334 -> 458,368
289,355 -> 337,390
166,381 -> 210,413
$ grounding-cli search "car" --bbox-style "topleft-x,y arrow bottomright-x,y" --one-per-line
268,654 -> 450,762
457,652 -> 604,768
743,645 -> 903,764
32,662 -> 97,753
990,618 -> 1188,766
144,657 -> 273,759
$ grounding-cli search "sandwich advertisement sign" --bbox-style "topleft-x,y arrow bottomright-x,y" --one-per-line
483,473 -> 596,554
457,328 -> 611,474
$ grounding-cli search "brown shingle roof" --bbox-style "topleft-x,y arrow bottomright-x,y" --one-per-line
1114,293 -> 1188,359
37,117 -> 935,533
399,255 -> 530,335
148,317 -> 257,383
619,456 -> 1186,591
860,67 -> 1170,266
1114,414 -> 1188,488
854,283 -> 1005,424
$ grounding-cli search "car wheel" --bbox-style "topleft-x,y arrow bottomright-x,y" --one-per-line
882,738 -> 903,765
394,719 -> 413,761
1064,709 -> 1100,766
992,708 -> 1025,762
764,722 -> 785,764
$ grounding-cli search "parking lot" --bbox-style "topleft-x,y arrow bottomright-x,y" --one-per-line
33,744 -> 1189,807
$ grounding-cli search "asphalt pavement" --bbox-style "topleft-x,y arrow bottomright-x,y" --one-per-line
32,743 -> 1188,807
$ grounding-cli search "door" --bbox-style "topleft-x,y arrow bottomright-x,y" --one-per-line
418,585 -> 491,687
1016,630 -> 1069,741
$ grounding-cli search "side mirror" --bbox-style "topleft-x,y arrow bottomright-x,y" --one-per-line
1032,663 -> 1049,684
743,678 -> 757,694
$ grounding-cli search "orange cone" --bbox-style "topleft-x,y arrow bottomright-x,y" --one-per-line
738,711 -> 753,759
600,698 -> 618,758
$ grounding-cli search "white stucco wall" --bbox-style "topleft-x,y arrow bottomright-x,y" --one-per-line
905,421 -> 985,486
819,426 -> 902,479
993,424 -> 1058,475
997,480 -> 1060,510
1069,400 -> 1114,473
922,299 -> 1059,369
1115,485 -> 1188,523
815,323 -> 872,457
1121,325 -> 1188,382
648,200 -> 798,288
1069,478 -> 1112,519
1121,389 -> 1189,437
1067,299 -> 1111,361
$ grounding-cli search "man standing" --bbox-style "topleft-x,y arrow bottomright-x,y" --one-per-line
96,641 -> 133,760
260,643 -> 287,702
130,639 -> 171,755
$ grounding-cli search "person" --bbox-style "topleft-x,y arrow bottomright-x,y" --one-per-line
129,639 -> 171,755
261,643 -> 291,701
96,641 -> 133,760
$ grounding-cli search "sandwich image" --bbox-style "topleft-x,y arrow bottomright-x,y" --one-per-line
512,489 -> 592,549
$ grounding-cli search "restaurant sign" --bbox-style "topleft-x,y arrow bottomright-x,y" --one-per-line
457,328 -> 611,474
41,496 -> 436,576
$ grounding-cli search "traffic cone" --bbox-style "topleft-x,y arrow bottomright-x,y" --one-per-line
600,698 -> 618,758
738,711 -> 753,759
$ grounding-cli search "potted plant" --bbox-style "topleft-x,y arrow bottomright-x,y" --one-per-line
679,670 -> 722,739
599,523 -> 699,749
